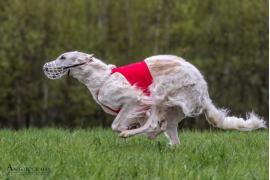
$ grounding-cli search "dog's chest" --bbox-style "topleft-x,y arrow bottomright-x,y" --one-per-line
97,73 -> 133,112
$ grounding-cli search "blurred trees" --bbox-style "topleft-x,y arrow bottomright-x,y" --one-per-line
0,0 -> 268,129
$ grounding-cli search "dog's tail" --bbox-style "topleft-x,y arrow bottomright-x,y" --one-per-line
204,99 -> 266,131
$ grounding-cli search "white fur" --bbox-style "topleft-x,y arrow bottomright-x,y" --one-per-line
44,51 -> 267,146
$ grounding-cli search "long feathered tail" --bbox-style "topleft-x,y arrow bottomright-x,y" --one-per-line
204,99 -> 266,131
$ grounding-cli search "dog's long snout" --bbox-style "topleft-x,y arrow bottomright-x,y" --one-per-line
43,61 -> 67,79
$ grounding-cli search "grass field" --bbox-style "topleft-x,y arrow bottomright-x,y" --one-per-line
0,128 -> 268,180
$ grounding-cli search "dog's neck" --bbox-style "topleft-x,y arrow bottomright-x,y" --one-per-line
70,57 -> 115,99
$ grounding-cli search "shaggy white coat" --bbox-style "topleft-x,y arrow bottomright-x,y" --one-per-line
43,51 -> 266,145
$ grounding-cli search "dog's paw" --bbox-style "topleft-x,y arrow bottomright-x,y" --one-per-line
119,131 -> 130,138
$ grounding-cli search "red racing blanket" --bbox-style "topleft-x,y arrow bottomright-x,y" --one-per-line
111,60 -> 153,96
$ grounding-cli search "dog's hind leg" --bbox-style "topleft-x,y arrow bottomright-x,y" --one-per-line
146,117 -> 167,139
165,125 -> 180,146
164,108 -> 185,146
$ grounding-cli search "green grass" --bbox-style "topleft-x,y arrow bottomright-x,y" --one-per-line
0,128 -> 268,180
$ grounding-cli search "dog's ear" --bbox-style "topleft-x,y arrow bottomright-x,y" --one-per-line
87,54 -> 94,62
75,54 -> 93,63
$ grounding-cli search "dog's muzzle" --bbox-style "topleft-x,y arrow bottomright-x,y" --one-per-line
43,61 -> 68,79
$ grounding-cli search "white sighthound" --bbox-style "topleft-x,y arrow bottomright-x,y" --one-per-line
43,51 -> 266,146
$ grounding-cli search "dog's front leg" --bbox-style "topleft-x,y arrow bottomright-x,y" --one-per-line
119,106 -> 167,138
111,100 -> 151,132
111,103 -> 136,132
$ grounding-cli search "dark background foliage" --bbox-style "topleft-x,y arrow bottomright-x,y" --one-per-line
0,0 -> 268,129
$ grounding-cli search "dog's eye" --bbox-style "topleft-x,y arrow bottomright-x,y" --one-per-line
60,56 -> 66,60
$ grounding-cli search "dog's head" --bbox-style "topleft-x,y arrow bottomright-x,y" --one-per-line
43,51 -> 94,79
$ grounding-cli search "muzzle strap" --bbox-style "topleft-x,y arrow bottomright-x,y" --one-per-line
63,62 -> 87,70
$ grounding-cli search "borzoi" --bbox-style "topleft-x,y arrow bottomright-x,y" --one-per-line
43,51 -> 266,145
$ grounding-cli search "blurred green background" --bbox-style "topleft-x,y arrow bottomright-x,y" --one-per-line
0,0 -> 268,129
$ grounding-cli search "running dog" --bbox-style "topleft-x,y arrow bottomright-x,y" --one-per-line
43,51 -> 266,145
